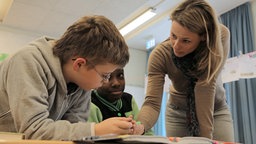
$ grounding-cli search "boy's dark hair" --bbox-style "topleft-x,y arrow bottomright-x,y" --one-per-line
53,15 -> 129,67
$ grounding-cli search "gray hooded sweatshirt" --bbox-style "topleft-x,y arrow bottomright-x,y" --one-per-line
0,37 -> 93,140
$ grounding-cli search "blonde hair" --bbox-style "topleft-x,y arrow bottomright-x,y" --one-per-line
170,0 -> 223,84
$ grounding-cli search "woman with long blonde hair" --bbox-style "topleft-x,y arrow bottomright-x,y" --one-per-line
136,0 -> 234,141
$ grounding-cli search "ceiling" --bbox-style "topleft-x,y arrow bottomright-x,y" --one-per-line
1,0 -> 250,51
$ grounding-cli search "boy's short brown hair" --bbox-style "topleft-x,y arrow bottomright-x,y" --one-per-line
53,15 -> 129,67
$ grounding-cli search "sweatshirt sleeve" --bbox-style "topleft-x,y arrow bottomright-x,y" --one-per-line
5,48 -> 94,140
131,97 -> 140,120
130,97 -> 154,135
88,103 -> 103,123
194,79 -> 216,139
137,42 -> 168,131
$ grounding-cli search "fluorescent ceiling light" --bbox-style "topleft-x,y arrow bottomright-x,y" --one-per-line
120,8 -> 156,36
0,0 -> 13,22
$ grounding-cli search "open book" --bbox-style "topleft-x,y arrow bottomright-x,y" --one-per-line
73,134 -> 171,143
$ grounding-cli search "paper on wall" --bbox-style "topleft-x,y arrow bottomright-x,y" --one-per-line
222,57 -> 240,83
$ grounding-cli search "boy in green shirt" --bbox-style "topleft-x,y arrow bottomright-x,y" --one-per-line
88,68 -> 153,135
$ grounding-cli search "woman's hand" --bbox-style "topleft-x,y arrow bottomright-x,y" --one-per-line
132,121 -> 145,135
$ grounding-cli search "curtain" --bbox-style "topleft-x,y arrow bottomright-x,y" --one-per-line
153,92 -> 168,136
220,2 -> 256,144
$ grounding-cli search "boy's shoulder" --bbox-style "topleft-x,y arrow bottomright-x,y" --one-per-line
122,92 -> 133,98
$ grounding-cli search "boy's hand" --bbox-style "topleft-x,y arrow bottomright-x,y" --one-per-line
95,117 -> 134,135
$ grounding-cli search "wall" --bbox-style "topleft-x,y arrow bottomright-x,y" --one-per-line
124,49 -> 147,108
125,85 -> 145,108
124,49 -> 147,87
0,25 -> 40,54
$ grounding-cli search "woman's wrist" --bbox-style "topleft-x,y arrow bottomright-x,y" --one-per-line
136,121 -> 145,135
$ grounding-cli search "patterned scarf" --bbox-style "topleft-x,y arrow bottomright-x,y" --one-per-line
171,45 -> 205,136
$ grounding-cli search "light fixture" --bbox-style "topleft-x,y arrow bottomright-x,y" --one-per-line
119,8 -> 156,36
0,0 -> 13,22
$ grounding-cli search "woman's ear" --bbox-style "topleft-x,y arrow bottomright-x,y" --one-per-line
72,58 -> 86,71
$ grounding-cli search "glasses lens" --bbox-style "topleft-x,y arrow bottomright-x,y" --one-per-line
103,74 -> 111,81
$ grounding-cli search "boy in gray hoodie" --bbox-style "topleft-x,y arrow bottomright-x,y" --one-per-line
0,15 -> 132,140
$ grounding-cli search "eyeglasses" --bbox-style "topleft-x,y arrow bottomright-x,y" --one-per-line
72,58 -> 111,81
90,64 -> 111,82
